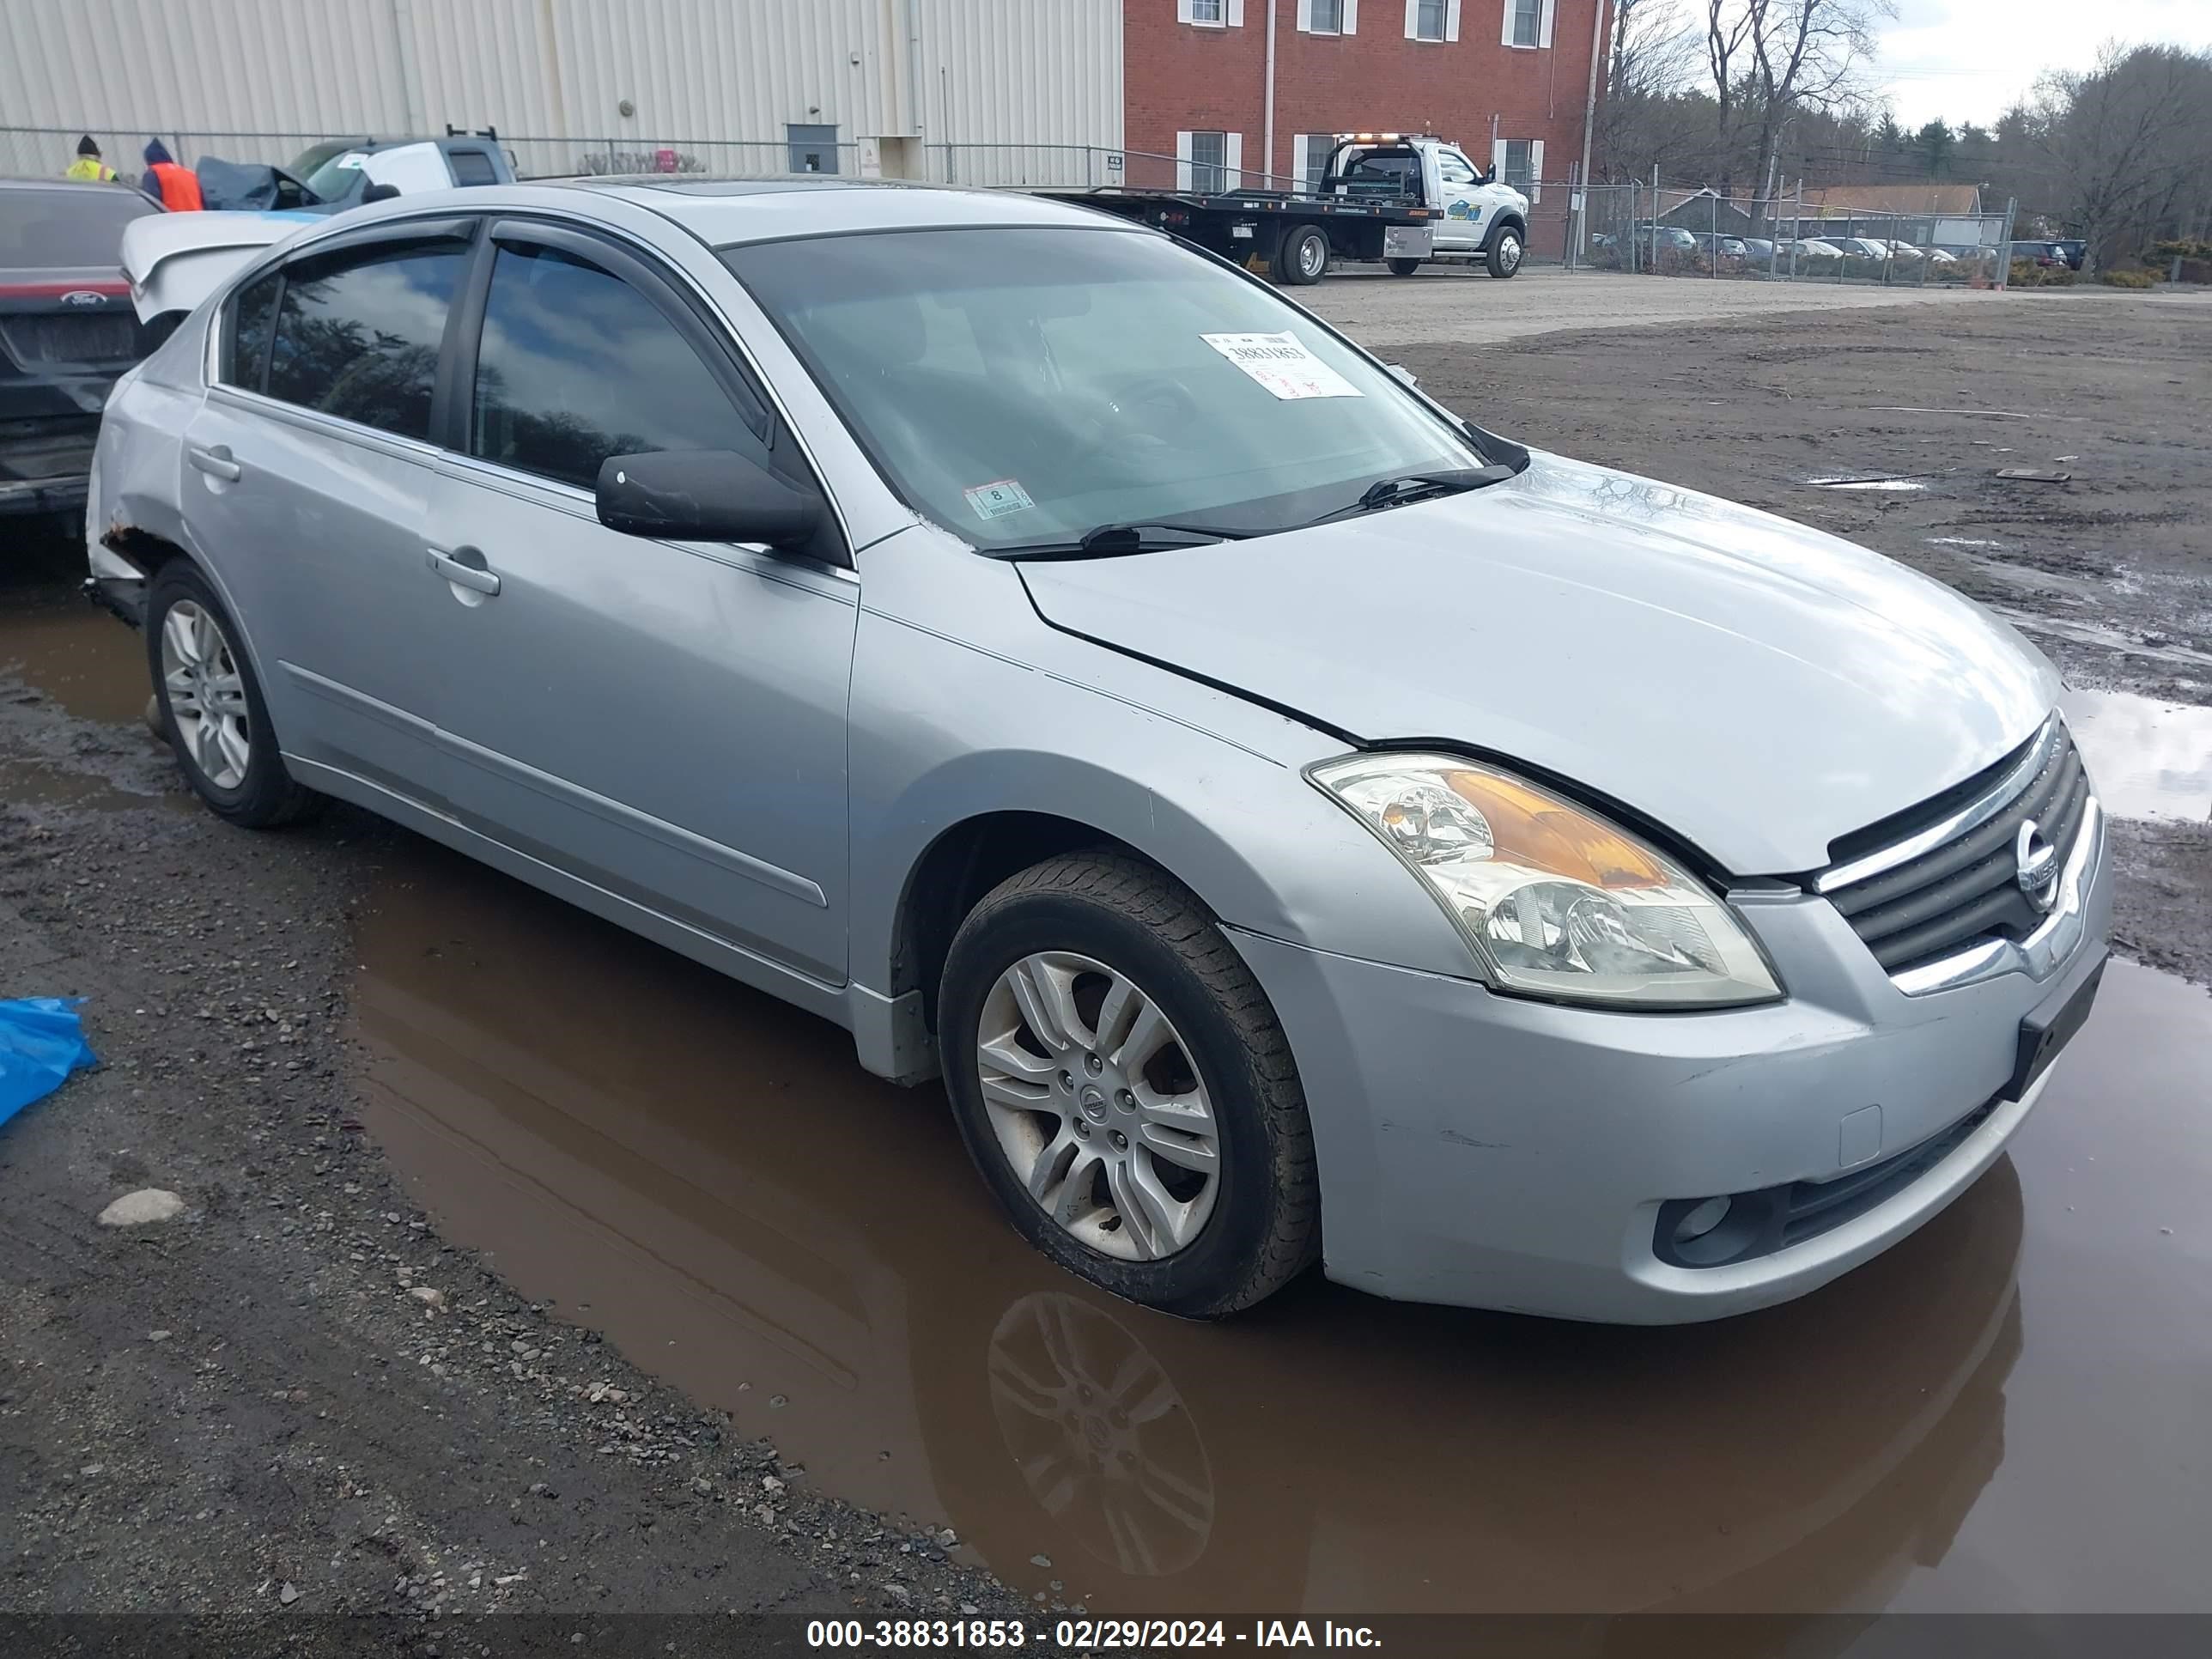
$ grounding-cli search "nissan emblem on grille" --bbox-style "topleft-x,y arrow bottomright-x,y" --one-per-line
2015,817 -> 2061,913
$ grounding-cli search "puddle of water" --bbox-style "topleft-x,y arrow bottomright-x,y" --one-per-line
0,599 -> 150,726
1805,477 -> 1929,492
1990,606 -> 2212,672
352,842 -> 2212,1614
2061,688 -> 2212,823
1926,537 -> 2012,550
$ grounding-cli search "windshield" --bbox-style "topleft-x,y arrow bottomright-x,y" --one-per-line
723,227 -> 1486,550
299,149 -> 370,204
0,186 -> 160,269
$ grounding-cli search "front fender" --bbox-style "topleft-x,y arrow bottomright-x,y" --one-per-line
844,542 -> 1479,1002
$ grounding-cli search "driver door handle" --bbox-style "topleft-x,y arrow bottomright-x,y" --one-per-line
427,544 -> 501,597
186,444 -> 241,481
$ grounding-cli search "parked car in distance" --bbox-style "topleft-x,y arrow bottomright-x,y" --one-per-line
1692,232 -> 1748,266
285,134 -> 517,211
1739,237 -> 1777,264
1,178 -> 161,520
88,179 -> 2112,1324
1790,238 -> 1847,259
2008,240 -> 2068,268
2051,239 -> 2086,270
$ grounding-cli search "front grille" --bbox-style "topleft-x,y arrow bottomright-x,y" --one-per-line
1819,720 -> 2090,976
1,313 -> 141,366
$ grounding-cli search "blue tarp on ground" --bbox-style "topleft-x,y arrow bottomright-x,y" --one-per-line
0,998 -> 98,1130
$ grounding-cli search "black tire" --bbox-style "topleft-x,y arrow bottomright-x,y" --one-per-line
939,852 -> 1319,1319
1485,224 -> 1524,279
145,562 -> 322,829
1386,257 -> 1422,277
1277,224 -> 1328,287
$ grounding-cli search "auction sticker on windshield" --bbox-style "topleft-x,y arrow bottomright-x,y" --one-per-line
963,478 -> 1035,520
1200,331 -> 1362,401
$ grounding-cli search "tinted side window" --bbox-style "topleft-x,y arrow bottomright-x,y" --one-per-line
471,242 -> 762,491
226,271 -> 280,392
448,149 -> 498,185
266,240 -> 465,440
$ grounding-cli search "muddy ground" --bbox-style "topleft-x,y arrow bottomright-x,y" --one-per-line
3,293 -> 2210,1636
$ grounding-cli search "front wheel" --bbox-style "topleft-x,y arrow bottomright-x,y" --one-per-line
1387,257 -> 1422,277
1277,224 -> 1329,287
1486,226 -> 1524,278
939,853 -> 1319,1318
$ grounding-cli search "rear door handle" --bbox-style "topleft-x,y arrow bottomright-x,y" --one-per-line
426,545 -> 501,597
186,444 -> 241,481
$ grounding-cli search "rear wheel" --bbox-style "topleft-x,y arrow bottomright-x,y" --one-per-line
1278,224 -> 1329,287
939,853 -> 1319,1318
1387,257 -> 1422,277
146,562 -> 321,829
1486,225 -> 1524,278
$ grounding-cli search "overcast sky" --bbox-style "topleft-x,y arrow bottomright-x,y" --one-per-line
1875,0 -> 2212,127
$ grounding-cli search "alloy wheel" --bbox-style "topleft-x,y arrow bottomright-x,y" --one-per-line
975,951 -> 1221,1261
160,599 -> 252,790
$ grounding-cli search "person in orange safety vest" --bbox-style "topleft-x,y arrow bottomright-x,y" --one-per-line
140,138 -> 204,210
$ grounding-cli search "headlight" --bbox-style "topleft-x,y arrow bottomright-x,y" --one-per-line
1310,754 -> 1781,1008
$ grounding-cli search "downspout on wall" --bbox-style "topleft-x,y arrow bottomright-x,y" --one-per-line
1263,0 -> 1278,187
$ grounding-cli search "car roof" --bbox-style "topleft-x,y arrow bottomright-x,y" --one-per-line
0,177 -> 158,197
546,175 -> 1139,245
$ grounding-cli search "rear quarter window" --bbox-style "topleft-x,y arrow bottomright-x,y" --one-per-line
447,149 -> 498,186
224,271 -> 281,392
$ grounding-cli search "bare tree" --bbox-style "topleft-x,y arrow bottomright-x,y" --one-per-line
1744,0 -> 1892,207
1594,0 -> 1704,179
1704,0 -> 1758,193
2033,45 -> 2212,273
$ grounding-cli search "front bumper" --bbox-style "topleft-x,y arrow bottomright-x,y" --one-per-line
1229,808 -> 2112,1323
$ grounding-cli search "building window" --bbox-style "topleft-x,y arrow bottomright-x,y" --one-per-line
1413,0 -> 1447,40
1188,0 -> 1223,22
1178,0 -> 1243,25
1188,131 -> 1229,192
1502,138 -> 1534,191
1301,0 -> 1349,34
1507,0 -> 1543,47
1297,134 -> 1337,191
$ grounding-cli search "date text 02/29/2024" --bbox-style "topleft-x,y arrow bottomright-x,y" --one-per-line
805,1620 -> 1382,1650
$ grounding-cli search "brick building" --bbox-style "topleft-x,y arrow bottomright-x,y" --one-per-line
1127,0 -> 1612,205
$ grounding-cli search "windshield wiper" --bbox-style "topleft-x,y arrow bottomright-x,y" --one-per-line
991,521 -> 1254,559
1308,465 -> 1518,526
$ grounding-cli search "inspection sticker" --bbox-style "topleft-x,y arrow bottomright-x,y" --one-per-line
963,477 -> 1035,520
1200,331 -> 1363,400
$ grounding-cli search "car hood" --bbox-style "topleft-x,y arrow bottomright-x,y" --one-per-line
119,210 -> 319,323
1016,453 -> 2057,874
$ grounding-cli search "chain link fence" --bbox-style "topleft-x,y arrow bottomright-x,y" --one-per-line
1556,180 -> 2018,289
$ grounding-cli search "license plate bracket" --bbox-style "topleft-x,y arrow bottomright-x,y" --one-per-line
2007,950 -> 2105,1101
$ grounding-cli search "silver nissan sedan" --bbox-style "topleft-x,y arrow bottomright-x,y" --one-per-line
85,179 -> 2110,1322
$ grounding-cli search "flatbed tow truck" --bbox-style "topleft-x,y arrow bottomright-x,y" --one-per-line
1032,132 -> 1532,286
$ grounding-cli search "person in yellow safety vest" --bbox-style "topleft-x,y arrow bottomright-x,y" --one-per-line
64,135 -> 120,182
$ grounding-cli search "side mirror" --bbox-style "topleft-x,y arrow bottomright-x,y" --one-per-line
362,182 -> 402,204
1384,362 -> 1419,387
595,448 -> 822,549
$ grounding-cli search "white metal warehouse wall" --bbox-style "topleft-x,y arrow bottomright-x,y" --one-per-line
0,0 -> 1121,173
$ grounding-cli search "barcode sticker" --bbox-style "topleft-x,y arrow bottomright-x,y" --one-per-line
1199,331 -> 1363,400
963,478 -> 1035,520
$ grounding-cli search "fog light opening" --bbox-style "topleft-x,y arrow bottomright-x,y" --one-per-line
1673,1195 -> 1733,1247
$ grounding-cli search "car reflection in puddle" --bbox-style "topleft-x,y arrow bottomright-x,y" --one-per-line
352,838 -> 2209,1617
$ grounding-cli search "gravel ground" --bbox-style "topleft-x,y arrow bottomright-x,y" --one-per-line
3,285 -> 2208,1636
